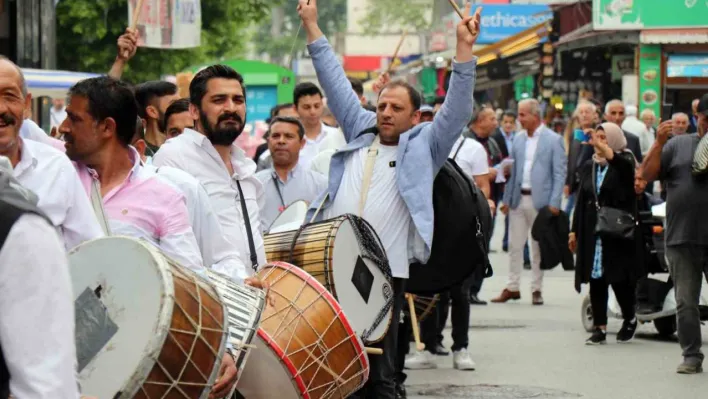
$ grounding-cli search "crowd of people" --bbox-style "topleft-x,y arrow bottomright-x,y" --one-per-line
1,0 -> 708,398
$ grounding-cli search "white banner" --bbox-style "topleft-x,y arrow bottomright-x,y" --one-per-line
128,0 -> 201,49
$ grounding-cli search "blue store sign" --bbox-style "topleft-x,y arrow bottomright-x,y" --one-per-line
471,5 -> 552,44
667,54 -> 708,78
245,85 -> 278,123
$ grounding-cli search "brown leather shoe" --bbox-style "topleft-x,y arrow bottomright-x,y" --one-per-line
490,289 -> 521,303
532,291 -> 544,305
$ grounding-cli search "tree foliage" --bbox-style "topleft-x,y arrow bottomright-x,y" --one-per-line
56,0 -> 270,83
251,0 -> 347,65
358,0 -> 434,36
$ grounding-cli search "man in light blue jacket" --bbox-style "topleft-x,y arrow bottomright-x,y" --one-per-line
298,0 -> 481,397
495,99 -> 567,306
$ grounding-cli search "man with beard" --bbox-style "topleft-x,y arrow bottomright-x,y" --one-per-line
135,81 -> 180,155
0,56 -> 103,250
153,65 -> 267,277
298,0 -> 481,397
255,116 -> 327,232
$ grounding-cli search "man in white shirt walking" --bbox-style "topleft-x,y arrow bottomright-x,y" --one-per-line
495,99 -> 566,305
255,116 -> 327,232
0,56 -> 103,250
153,65 -> 267,275
0,157 -> 79,399
298,0 -> 481,397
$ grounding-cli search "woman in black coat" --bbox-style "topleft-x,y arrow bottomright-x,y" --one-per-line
569,122 -> 639,345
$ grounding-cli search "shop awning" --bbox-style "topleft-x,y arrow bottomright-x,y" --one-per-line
22,68 -> 101,98
472,20 -> 550,65
641,29 -> 708,44
667,54 -> 708,78
555,25 -> 639,52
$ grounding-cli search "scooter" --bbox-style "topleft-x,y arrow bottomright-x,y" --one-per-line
581,202 -> 708,337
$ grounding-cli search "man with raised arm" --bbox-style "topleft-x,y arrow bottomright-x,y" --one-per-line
298,1 -> 481,397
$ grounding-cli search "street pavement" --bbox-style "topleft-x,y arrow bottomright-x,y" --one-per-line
403,221 -> 708,399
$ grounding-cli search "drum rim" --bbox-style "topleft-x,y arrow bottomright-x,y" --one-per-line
261,262 -> 369,377
69,236 -> 176,398
267,199 -> 309,233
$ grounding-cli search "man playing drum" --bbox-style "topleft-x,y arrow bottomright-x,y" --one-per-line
297,0 -> 481,397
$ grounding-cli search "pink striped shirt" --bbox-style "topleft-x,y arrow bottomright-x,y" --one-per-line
75,148 -> 204,273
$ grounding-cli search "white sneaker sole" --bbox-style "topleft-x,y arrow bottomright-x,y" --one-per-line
404,363 -> 437,370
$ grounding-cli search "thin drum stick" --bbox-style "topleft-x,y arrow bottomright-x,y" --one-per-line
446,0 -> 481,37
365,347 -> 383,355
406,294 -> 425,352
385,31 -> 408,75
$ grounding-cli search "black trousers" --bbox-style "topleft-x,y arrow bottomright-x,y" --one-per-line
349,278 -> 406,399
395,312 -> 412,385
589,277 -> 636,327
421,278 -> 471,352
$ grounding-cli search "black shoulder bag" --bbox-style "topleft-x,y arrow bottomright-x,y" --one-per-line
592,163 -> 636,240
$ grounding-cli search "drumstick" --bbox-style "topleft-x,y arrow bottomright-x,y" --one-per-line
446,0 -> 482,37
365,347 -> 383,355
405,294 -> 425,352
385,30 -> 408,75
121,0 -> 145,59
308,193 -> 329,224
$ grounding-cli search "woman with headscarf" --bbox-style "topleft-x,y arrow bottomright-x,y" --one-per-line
569,122 -> 640,345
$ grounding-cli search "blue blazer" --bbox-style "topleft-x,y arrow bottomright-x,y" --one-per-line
304,36 -> 477,263
503,127 -> 567,210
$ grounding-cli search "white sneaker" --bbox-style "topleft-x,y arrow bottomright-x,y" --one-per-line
404,351 -> 437,370
452,348 -> 476,370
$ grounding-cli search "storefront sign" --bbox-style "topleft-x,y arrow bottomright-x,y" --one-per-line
611,54 -> 635,81
637,44 -> 661,117
593,0 -> 708,30
667,54 -> 708,78
466,5 -> 552,44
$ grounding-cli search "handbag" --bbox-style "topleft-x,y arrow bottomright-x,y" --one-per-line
591,163 -> 636,240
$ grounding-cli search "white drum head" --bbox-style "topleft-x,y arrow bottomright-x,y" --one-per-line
269,200 -> 309,234
69,236 -> 173,398
332,220 -> 393,344
235,333 -> 301,399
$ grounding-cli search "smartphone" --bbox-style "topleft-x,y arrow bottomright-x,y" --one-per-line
661,103 -> 674,122
573,128 -> 590,143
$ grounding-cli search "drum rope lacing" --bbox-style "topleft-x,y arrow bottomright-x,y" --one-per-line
259,264 -> 368,396
270,214 -> 394,343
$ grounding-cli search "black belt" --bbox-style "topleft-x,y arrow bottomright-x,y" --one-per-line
521,189 -> 532,195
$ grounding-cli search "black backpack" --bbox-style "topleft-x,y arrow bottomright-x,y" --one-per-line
407,153 -> 493,295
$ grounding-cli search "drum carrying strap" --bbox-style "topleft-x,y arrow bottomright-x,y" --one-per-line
90,179 -> 112,236
236,180 -> 259,272
359,135 -> 381,216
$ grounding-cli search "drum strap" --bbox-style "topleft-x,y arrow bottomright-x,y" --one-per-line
359,135 -> 381,216
236,180 -> 259,272
90,178 -> 112,236
452,138 -> 466,161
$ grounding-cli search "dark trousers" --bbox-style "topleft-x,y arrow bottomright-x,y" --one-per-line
421,278 -> 471,352
350,278 -> 406,399
589,277 -> 636,327
395,312 -> 412,385
666,245 -> 708,362
469,259 -> 486,296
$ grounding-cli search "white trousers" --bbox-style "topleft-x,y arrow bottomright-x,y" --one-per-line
507,195 -> 543,292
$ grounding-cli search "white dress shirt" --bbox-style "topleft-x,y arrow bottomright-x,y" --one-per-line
153,128 -> 266,274
0,214 -> 79,399
49,106 -> 67,130
299,123 -> 344,170
326,144 -> 412,278
255,165 -> 328,233
449,136 -> 489,179
148,164 -> 248,282
20,119 -> 67,152
13,138 -> 104,250
521,125 -> 543,190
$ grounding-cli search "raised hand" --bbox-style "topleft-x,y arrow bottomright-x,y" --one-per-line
455,3 -> 482,63
372,72 -> 391,95
297,0 -> 324,43
117,27 -> 138,61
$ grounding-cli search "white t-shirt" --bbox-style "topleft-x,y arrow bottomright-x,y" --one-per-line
299,123 -> 344,170
326,144 -> 412,278
449,136 -> 489,179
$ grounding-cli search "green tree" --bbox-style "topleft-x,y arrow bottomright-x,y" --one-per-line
56,0 -> 270,83
358,0 -> 462,36
251,0 -> 346,66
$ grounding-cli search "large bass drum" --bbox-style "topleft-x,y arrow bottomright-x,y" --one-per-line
69,236 -> 228,399
236,262 -> 369,399
264,214 -> 393,344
